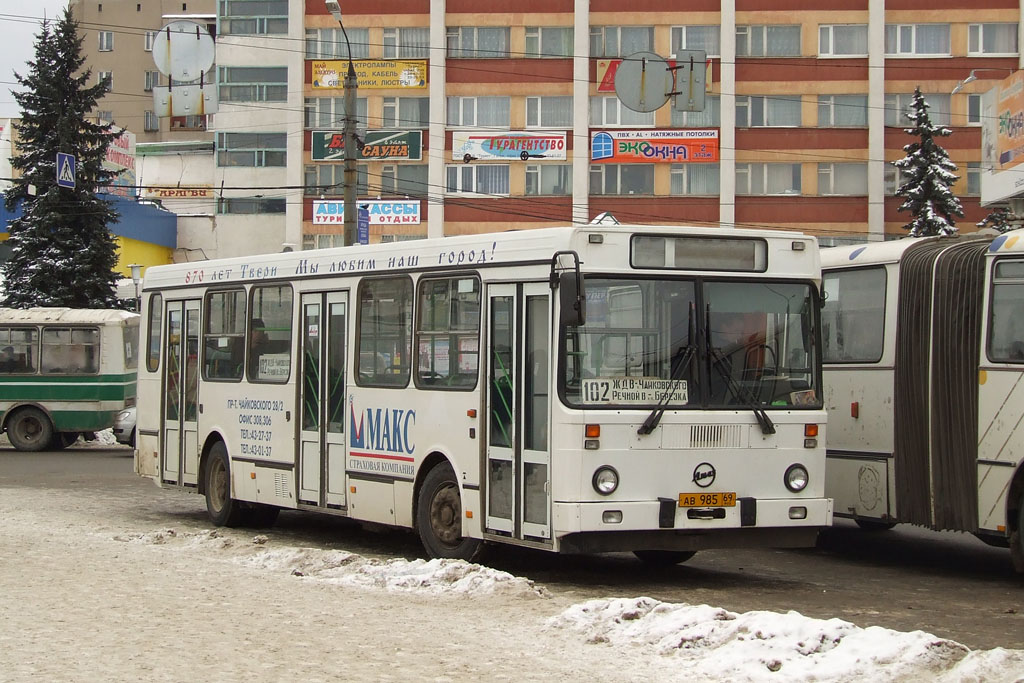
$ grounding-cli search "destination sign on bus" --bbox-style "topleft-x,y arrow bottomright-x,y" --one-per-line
581,377 -> 688,404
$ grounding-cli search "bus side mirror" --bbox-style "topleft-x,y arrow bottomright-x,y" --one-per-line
559,271 -> 586,327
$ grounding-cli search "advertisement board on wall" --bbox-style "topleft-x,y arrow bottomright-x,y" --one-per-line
451,131 -> 567,161
591,129 -> 719,163
104,128 -> 136,197
312,130 -> 423,161
311,60 -> 427,90
981,71 -> 1024,206
313,200 -> 421,225
596,58 -> 713,93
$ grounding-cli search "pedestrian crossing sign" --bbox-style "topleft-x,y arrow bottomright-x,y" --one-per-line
56,152 -> 76,189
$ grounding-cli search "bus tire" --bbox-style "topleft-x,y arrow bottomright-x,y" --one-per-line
49,432 -> 79,450
633,550 -> 697,566
245,503 -> 279,529
7,407 -> 54,452
855,519 -> 897,532
204,442 -> 245,527
416,461 -> 482,561
1012,491 -> 1024,574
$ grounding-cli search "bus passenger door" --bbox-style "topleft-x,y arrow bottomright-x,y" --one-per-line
298,291 -> 348,508
162,299 -> 200,487
485,283 -> 551,542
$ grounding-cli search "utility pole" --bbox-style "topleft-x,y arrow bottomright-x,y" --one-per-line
326,1 -> 358,246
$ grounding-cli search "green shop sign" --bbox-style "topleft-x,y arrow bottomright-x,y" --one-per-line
312,130 -> 423,162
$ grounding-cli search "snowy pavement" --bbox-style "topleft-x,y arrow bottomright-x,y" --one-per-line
1,478 -> 1022,682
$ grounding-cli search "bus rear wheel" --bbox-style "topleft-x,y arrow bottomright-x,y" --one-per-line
204,442 -> 245,527
7,407 -> 54,452
633,550 -> 697,566
1012,491 -> 1024,574
416,462 -> 482,561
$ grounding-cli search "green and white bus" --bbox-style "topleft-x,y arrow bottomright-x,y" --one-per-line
0,307 -> 139,451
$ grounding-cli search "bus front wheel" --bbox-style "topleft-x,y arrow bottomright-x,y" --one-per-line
7,407 -> 54,452
633,550 -> 697,566
416,462 -> 482,561
204,442 -> 245,527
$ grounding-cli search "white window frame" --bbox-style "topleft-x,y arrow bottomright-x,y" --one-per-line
968,93 -> 982,126
671,95 -> 721,127
446,96 -> 511,127
445,164 -> 510,196
590,26 -> 654,58
817,163 -> 868,195
671,25 -> 721,58
589,96 -> 655,127
525,27 -> 573,58
98,71 -> 112,89
968,23 -> 1019,56
144,70 -> 159,92
526,96 -> 573,128
966,162 -> 982,196
382,27 -> 430,59
736,95 -> 802,127
98,31 -> 113,51
885,93 -> 951,127
525,164 -> 572,195
884,23 -> 951,57
669,163 -> 721,195
382,97 -> 429,129
736,25 -> 801,57
446,26 -> 511,59
589,164 -> 655,195
818,24 -> 868,57
817,95 -> 868,127
217,132 -> 287,168
218,66 -> 288,103
144,110 -> 159,132
144,30 -> 157,52
735,163 -> 802,195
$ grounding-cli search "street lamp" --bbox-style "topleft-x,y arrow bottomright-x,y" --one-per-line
128,263 -> 142,312
952,68 -> 1014,95
325,0 -> 359,247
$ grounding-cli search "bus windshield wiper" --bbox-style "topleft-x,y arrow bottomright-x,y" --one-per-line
637,344 -> 695,435
705,307 -> 775,435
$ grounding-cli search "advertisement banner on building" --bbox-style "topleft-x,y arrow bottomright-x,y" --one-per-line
596,58 -> 713,93
313,200 -> 421,225
311,60 -> 427,90
451,131 -> 567,161
143,186 -> 213,199
104,128 -> 136,197
312,130 -> 423,161
994,70 -> 1024,172
591,129 -> 719,163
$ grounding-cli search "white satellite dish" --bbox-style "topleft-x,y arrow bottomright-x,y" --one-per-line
614,51 -> 672,114
151,20 -> 216,82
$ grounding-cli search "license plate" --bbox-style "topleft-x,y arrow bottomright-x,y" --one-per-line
679,492 -> 736,507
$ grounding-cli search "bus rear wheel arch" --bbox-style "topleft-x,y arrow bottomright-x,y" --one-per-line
203,441 -> 246,527
6,406 -> 54,452
415,459 -> 482,561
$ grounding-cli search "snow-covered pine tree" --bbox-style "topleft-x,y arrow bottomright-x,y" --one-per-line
3,7 -> 122,309
976,205 -> 1019,233
892,87 -> 964,238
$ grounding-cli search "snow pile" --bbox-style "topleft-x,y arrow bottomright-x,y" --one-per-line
548,597 -> 1024,682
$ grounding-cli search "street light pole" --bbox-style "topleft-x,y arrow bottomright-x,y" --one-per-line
326,1 -> 358,247
128,263 -> 142,312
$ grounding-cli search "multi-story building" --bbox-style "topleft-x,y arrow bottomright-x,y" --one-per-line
73,1 -> 1024,258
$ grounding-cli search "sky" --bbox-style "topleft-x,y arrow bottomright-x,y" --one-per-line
1,2 -> 74,118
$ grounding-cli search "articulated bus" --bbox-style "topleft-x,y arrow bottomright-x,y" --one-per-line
0,307 -> 139,451
821,230 -> 1024,570
134,225 -> 831,563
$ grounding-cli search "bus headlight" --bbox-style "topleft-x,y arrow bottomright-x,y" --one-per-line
784,464 -> 809,492
592,466 -> 619,495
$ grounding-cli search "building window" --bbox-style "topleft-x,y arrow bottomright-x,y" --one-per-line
380,164 -> 428,196
671,25 -> 721,57
98,71 -> 112,89
590,26 -> 653,58
217,132 -> 287,167
357,277 -> 412,387
818,24 -> 868,57
736,95 -> 802,127
589,96 -> 654,127
885,23 -> 950,56
98,31 -> 113,51
144,110 -> 159,131
885,93 -> 951,127
303,233 -> 346,250
304,27 -> 370,59
525,164 -> 572,195
303,96 -> 368,132
446,27 -> 510,58
446,164 -> 510,195
737,25 -> 800,57
885,165 -> 900,196
969,23 -> 1018,55
525,27 -> 573,58
303,164 -> 368,196
383,27 -> 430,58
446,96 -> 510,127
818,95 -> 868,127
171,115 -> 207,131
144,30 -> 157,51
144,70 -> 159,92
736,163 -> 801,195
670,95 -> 720,127
526,96 -> 572,128
818,163 -> 868,195
670,163 -> 720,195
415,276 -> 481,390
589,164 -> 654,195
219,0 -> 287,35
966,162 -> 981,196
96,110 -> 113,123
219,66 -> 287,102
217,197 -> 286,214
968,94 -> 982,125
382,97 -> 429,128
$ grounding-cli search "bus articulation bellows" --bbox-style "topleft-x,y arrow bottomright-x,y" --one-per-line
134,225 -> 831,562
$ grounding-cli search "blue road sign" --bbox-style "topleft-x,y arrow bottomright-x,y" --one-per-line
56,152 -> 76,189
357,206 -> 370,245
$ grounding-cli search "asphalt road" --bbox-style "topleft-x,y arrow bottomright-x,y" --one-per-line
1,446 -> 1021,651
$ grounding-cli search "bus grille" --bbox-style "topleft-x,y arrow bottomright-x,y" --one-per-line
663,424 -> 746,449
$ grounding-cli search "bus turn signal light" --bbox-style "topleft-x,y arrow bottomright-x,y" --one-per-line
585,424 -> 601,438
804,424 -> 818,437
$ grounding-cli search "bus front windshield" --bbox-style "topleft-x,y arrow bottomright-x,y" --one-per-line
562,278 -> 820,409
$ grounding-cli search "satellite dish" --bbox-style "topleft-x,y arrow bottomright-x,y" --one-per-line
151,20 -> 216,82
614,51 -> 671,113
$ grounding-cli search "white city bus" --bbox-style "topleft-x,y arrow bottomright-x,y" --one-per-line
134,225 -> 831,562
821,230 -> 1024,570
